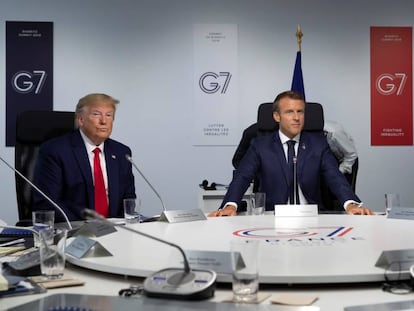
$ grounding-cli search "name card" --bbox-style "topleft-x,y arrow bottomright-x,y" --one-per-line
73,221 -> 117,237
375,249 -> 414,271
159,209 -> 207,223
387,207 -> 414,220
66,236 -> 112,259
274,204 -> 318,217
185,250 -> 232,274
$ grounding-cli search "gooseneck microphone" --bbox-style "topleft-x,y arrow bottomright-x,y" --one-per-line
82,208 -> 216,300
293,156 -> 298,205
125,154 -> 166,211
0,155 -> 72,230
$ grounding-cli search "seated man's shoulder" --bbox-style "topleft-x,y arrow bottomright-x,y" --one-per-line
303,130 -> 326,139
302,131 -> 329,146
105,138 -> 132,153
251,133 -> 274,145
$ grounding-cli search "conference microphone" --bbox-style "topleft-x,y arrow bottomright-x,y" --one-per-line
125,154 -> 166,212
0,155 -> 72,230
82,208 -> 216,300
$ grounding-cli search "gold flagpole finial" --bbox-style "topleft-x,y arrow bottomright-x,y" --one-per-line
296,24 -> 303,51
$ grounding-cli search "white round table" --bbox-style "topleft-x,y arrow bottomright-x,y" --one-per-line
66,214 -> 410,284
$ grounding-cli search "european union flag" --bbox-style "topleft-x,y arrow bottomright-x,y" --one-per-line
291,51 -> 305,101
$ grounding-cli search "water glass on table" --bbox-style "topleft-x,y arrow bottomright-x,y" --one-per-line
39,228 -> 67,279
385,193 -> 400,215
123,198 -> 141,223
252,192 -> 266,215
32,210 -> 55,248
230,239 -> 260,303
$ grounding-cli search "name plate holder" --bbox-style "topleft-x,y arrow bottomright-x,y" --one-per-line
159,209 -> 207,223
387,207 -> 414,220
66,236 -> 112,259
375,248 -> 414,271
72,220 -> 117,238
185,250 -> 233,274
274,204 -> 318,217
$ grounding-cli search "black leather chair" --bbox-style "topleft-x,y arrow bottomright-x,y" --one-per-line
256,101 -> 325,133
15,110 -> 75,225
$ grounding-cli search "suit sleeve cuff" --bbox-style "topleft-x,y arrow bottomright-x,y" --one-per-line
344,200 -> 363,210
221,202 -> 238,211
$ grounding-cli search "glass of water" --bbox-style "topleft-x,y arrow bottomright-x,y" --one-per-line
32,210 -> 55,248
252,192 -> 266,215
123,198 -> 141,224
230,239 -> 259,303
39,228 -> 67,279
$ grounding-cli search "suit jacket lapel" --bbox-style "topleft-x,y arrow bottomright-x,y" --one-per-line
71,131 -> 94,209
297,133 -> 310,180
104,140 -> 120,215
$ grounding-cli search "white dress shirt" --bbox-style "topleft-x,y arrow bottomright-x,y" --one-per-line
79,130 -> 109,196
278,131 -> 308,205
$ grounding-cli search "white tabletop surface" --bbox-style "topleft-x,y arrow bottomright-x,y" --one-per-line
3,214 -> 414,310
66,214 -> 413,284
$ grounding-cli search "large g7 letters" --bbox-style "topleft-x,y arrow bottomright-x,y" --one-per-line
199,72 -> 232,94
12,70 -> 47,94
376,73 -> 407,96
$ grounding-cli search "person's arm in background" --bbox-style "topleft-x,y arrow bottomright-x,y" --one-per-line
324,121 -> 357,174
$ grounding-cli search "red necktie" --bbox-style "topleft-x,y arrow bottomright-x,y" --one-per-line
93,147 -> 108,217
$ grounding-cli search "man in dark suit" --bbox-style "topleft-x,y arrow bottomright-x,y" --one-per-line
32,93 -> 136,221
209,90 -> 373,217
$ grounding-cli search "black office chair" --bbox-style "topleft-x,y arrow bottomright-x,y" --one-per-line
348,158 -> 358,192
256,102 -> 325,133
15,110 -> 76,225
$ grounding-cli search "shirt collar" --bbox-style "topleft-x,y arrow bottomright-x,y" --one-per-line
79,129 -> 105,154
278,130 -> 301,145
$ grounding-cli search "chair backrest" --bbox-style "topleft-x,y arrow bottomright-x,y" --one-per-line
349,158 -> 358,192
15,110 -> 75,224
257,102 -> 324,132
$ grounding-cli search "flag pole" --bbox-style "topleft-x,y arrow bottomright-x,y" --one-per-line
296,24 -> 303,51
291,24 -> 305,100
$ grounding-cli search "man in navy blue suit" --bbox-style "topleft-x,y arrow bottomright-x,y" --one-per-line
209,90 -> 373,217
33,93 -> 136,221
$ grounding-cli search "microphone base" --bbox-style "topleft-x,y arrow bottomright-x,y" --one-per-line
143,268 -> 216,300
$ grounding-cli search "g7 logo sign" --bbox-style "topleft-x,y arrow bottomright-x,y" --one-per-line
376,73 -> 407,96
199,72 -> 232,94
12,70 -> 47,94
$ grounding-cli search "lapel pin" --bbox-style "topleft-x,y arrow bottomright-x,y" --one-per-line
112,154 -> 116,159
